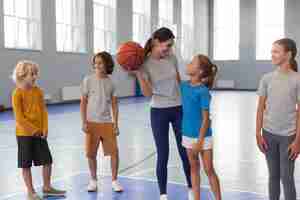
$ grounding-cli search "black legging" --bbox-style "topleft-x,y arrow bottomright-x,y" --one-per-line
150,106 -> 192,195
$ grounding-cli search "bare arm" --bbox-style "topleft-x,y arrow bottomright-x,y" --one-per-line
176,69 -> 181,84
173,55 -> 181,83
192,110 -> 210,152
287,103 -> 300,160
111,96 -> 119,128
199,110 -> 210,142
256,96 -> 266,136
295,104 -> 300,143
256,96 -> 268,153
135,70 -> 153,97
80,96 -> 88,124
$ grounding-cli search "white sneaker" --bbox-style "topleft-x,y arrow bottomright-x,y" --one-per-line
160,194 -> 168,200
27,193 -> 42,200
112,180 -> 123,192
87,179 -> 97,192
188,189 -> 194,200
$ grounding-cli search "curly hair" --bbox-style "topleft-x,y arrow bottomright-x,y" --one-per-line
92,51 -> 114,75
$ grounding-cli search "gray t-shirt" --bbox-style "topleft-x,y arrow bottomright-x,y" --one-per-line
257,69 -> 300,136
81,74 -> 117,123
141,54 -> 181,108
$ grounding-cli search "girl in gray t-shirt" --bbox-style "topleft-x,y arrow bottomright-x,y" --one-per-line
134,27 -> 192,200
256,38 -> 300,200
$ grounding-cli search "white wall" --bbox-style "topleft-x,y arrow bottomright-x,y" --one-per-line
2,0 -> 299,107
209,0 -> 300,90
0,0 -> 210,107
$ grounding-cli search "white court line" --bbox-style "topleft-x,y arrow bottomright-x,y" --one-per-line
0,170 -> 89,200
125,165 -> 270,199
122,175 -> 269,198
2,170 -> 295,200
1,161 -> 295,200
126,164 -> 180,177
0,169 -> 115,200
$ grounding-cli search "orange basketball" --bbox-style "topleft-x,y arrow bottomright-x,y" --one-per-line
116,41 -> 145,71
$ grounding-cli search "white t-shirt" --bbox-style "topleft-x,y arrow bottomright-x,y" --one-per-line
81,74 -> 117,123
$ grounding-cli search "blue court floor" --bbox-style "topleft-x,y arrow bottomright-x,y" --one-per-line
1,91 -> 299,199
3,174 -> 267,200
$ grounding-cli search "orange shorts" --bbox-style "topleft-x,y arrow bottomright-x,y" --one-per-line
85,122 -> 118,158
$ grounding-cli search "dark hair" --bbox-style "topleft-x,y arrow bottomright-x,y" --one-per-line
274,38 -> 298,72
197,54 -> 218,89
144,27 -> 175,58
92,51 -> 114,74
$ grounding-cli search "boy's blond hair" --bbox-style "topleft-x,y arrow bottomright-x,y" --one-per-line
12,60 -> 39,85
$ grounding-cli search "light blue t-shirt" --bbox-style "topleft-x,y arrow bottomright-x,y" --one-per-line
181,81 -> 212,138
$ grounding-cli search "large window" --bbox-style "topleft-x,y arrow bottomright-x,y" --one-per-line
159,0 -> 174,30
133,0 -> 151,46
3,0 -> 42,50
256,0 -> 285,60
181,0 -> 194,60
213,0 -> 240,60
93,0 -> 116,53
56,0 -> 86,53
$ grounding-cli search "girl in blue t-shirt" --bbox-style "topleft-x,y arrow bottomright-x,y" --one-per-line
181,54 -> 221,200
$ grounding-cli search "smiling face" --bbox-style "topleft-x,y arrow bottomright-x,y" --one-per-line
271,43 -> 291,66
186,56 -> 201,77
152,38 -> 174,58
93,55 -> 107,76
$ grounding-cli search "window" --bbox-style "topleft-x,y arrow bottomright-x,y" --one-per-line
256,0 -> 284,60
4,0 -> 41,50
133,0 -> 151,46
93,0 -> 116,53
56,0 -> 86,53
181,0 -> 194,60
159,0 -> 174,30
213,0 -> 240,60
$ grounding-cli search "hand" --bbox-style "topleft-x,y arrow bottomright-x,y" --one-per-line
41,131 -> 48,139
256,133 -> 268,153
192,139 -> 204,153
114,124 -> 120,136
82,122 -> 89,133
129,70 -> 142,77
33,131 -> 43,137
288,140 -> 300,160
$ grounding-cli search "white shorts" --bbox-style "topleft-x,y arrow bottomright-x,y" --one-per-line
182,136 -> 213,150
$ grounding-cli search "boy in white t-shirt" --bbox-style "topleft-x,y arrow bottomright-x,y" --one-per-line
80,52 -> 123,193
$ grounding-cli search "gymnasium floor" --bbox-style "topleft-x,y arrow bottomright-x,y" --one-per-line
1,91 -> 299,199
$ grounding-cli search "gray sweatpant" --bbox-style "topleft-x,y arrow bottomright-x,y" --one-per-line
263,130 -> 296,200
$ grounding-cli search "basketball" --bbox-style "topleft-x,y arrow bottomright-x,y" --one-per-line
116,41 -> 145,71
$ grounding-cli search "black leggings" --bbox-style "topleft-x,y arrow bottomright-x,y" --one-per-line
150,106 -> 192,195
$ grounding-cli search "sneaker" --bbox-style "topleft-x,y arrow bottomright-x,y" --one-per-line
188,189 -> 194,200
43,187 -> 66,197
112,180 -> 123,192
27,193 -> 42,200
87,179 -> 98,192
160,194 -> 168,200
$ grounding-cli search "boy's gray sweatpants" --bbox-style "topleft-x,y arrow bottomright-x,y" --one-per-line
263,129 -> 297,200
